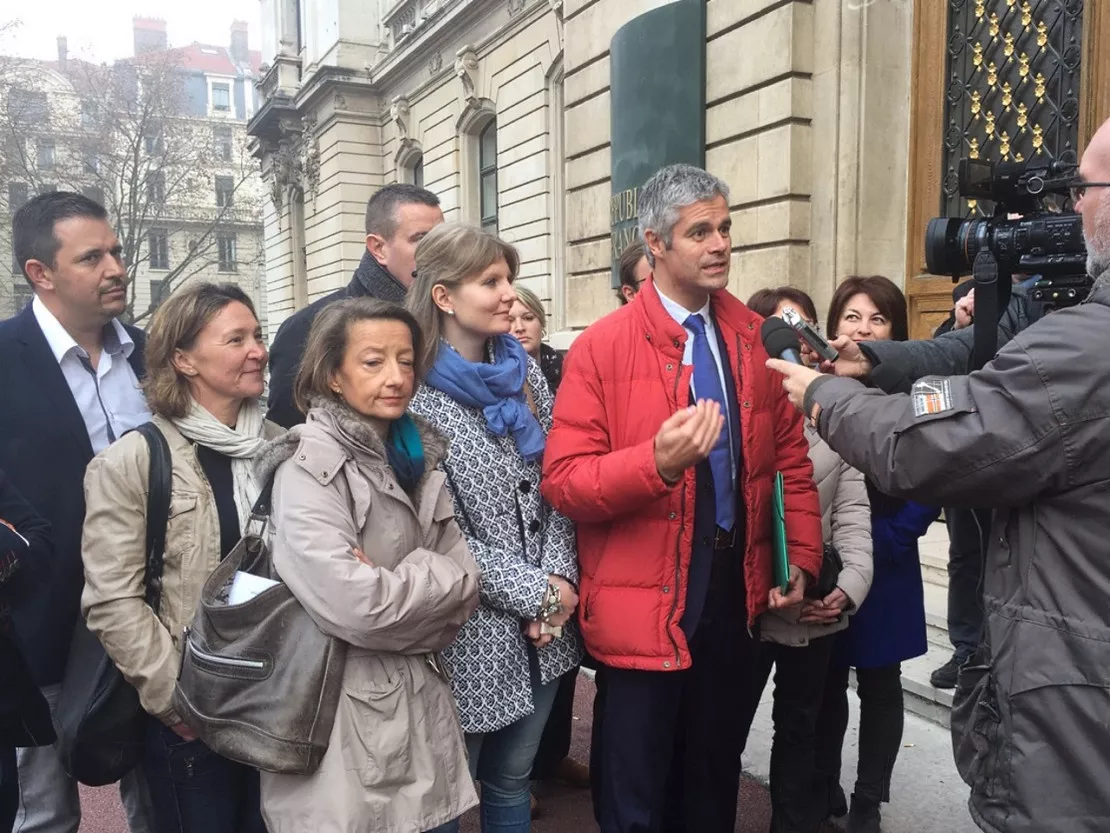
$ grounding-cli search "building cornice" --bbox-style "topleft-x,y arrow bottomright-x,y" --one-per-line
371,0 -> 555,105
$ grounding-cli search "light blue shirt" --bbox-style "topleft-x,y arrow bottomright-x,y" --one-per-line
33,297 -> 151,453
655,287 -> 736,483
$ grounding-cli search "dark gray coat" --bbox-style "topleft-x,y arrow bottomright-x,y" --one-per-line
803,288 -> 1110,833
861,289 -> 1040,393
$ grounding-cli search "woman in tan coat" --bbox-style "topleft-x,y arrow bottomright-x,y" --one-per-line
82,283 -> 281,833
257,298 -> 481,833
743,287 -> 874,833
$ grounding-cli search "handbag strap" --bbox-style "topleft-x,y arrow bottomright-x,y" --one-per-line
131,422 -> 172,615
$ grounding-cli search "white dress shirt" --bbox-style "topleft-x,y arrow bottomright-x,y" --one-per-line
33,297 -> 151,454
655,287 -> 737,483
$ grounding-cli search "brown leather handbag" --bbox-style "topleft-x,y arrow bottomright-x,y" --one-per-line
172,480 -> 347,774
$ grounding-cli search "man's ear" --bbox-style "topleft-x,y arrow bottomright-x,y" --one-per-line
365,233 -> 388,266
642,229 -> 666,265
621,285 -> 636,303
23,259 -> 53,293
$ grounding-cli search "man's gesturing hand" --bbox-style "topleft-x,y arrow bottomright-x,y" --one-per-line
654,400 -> 724,484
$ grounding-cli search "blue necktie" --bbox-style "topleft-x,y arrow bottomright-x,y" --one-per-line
684,314 -> 735,531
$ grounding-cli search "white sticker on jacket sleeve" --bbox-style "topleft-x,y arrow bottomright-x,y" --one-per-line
911,376 -> 954,418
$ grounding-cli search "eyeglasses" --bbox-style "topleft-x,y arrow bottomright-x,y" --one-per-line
1069,180 -> 1110,203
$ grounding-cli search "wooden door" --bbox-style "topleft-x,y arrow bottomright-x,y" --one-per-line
904,0 -> 1110,339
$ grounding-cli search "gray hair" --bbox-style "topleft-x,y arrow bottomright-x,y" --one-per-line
637,164 -> 730,265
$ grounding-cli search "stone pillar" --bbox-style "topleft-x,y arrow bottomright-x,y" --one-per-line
301,89 -> 385,300
809,0 -> 914,316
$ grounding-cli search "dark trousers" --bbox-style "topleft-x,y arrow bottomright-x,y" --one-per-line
0,745 -> 15,833
531,666 -> 578,779
814,663 -> 904,807
590,665 -> 608,824
946,507 -> 990,657
142,718 -> 266,833
595,546 -> 759,833
738,636 -> 836,833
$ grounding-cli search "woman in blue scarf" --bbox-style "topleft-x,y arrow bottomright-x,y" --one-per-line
407,224 -> 583,833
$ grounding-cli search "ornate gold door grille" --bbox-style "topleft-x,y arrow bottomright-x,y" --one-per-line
942,0 -> 1084,217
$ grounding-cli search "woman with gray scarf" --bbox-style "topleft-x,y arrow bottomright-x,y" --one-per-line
81,283 -> 282,833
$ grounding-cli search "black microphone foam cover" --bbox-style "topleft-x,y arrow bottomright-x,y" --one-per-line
760,317 -> 803,362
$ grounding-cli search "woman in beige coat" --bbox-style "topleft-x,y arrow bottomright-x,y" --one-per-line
743,287 -> 874,833
82,283 -> 281,833
257,298 -> 481,833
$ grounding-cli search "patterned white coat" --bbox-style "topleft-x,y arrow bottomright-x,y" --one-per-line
410,357 -> 583,734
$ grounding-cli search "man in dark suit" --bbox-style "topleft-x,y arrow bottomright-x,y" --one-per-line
0,192 -> 152,832
266,183 -> 443,427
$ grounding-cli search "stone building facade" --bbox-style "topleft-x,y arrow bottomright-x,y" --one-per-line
250,0 -> 1109,342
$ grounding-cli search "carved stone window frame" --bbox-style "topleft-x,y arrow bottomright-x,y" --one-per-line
457,97 -> 498,227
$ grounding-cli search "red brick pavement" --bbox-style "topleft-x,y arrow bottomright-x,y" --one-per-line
78,675 -> 773,833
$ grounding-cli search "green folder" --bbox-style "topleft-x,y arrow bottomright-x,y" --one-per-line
771,471 -> 790,591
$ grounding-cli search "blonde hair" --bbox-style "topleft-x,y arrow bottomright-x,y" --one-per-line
405,223 -> 521,372
294,299 -> 424,417
511,285 -> 546,333
144,282 -> 256,419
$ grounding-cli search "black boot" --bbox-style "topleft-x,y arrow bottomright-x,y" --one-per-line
845,794 -> 881,833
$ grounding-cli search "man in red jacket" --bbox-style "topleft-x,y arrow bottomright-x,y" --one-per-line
542,163 -> 823,833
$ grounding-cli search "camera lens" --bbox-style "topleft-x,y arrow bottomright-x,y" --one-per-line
926,218 -> 964,275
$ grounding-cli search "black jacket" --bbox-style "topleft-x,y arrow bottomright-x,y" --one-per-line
266,252 -> 407,428
0,306 -> 145,685
538,343 -> 564,393
0,468 -> 55,746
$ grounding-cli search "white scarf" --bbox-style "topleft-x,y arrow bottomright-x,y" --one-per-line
172,398 -> 266,529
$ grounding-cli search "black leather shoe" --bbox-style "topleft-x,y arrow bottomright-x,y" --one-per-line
930,653 -> 969,689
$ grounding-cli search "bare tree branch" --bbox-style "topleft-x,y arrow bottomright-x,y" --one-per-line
1,39 -> 262,322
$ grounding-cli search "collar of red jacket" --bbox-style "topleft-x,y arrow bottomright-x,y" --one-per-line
635,276 -> 760,358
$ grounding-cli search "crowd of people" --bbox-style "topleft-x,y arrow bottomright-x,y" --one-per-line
4,115 -> 1110,833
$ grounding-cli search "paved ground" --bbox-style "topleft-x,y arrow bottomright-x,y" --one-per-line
77,672 -> 972,833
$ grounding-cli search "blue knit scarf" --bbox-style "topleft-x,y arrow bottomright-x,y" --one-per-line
423,334 -> 545,462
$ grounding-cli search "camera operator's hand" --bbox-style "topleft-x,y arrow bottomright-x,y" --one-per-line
766,359 -> 822,414
654,400 -> 724,484
954,289 -> 975,330
819,336 -> 872,379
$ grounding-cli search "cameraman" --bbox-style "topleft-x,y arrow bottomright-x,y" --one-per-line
909,273 -> 1047,689
763,116 -> 1110,833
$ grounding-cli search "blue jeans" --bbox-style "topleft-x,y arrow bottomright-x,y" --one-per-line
444,661 -> 561,833
141,718 -> 266,833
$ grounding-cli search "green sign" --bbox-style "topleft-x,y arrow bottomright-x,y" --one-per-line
609,0 -> 707,287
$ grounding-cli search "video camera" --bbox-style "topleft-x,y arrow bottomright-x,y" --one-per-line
925,158 -> 1090,311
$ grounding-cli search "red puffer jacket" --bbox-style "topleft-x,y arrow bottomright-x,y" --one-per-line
542,281 -> 822,672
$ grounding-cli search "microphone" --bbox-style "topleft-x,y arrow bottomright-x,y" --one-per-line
760,317 -> 803,365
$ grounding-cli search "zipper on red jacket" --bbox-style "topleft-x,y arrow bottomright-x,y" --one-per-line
666,355 -> 685,668
735,332 -> 755,641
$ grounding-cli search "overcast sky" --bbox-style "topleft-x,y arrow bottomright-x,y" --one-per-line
3,1 -> 262,62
